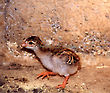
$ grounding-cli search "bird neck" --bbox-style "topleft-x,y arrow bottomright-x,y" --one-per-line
34,46 -> 49,59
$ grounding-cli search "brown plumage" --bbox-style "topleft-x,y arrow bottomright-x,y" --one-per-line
21,36 -> 81,88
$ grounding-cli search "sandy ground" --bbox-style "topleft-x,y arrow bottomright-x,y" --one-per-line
0,0 -> 110,93
0,54 -> 110,93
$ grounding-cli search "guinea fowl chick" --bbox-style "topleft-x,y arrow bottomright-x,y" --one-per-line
21,36 -> 80,88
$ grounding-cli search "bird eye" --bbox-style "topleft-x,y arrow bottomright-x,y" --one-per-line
29,42 -> 34,44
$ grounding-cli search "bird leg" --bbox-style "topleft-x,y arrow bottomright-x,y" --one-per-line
37,72 -> 56,79
56,76 -> 69,88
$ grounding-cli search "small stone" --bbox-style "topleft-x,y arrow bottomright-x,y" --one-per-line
33,89 -> 38,93
14,8 -> 17,10
18,88 -> 25,92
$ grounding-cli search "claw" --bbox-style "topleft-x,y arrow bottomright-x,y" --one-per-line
41,74 -> 49,79
37,72 -> 56,79
56,84 -> 65,89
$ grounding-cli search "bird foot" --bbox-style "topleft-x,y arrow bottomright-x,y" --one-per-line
37,72 -> 56,79
56,76 -> 69,89
56,84 -> 66,89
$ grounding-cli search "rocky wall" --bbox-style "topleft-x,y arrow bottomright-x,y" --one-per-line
2,0 -> 110,67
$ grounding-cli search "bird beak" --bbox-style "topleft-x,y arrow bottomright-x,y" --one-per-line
21,41 -> 27,48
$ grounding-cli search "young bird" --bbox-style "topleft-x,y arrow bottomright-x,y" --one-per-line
21,36 -> 80,88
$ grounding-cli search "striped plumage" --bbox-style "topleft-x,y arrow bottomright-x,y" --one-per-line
55,48 -> 80,65
21,36 -> 80,88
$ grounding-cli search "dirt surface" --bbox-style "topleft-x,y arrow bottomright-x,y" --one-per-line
0,61 -> 110,93
0,0 -> 110,93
